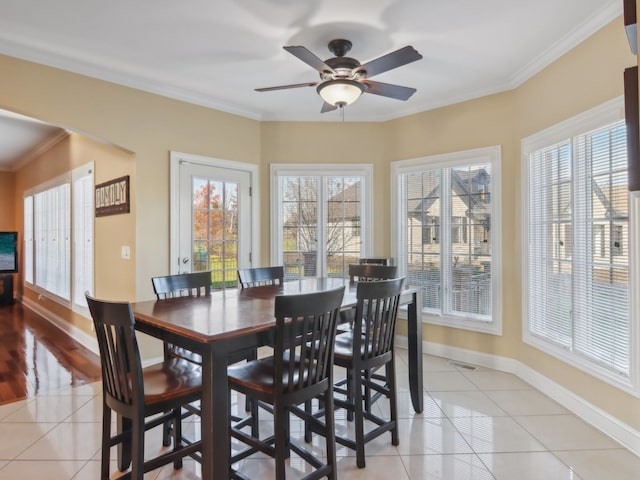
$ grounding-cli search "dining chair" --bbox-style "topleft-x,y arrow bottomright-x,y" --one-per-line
342,263 -> 398,335
348,263 -> 397,283
237,265 -> 285,288
86,293 -> 202,480
332,277 -> 405,468
151,270 -> 257,442
152,270 -> 212,365
228,286 -> 345,480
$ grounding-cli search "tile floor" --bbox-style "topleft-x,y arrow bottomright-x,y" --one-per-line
1,351 -> 640,479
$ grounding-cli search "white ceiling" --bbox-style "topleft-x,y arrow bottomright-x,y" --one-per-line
0,0 -> 624,170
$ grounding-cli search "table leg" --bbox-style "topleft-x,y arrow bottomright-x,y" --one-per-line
203,347 -> 231,480
407,291 -> 423,413
200,348 -> 231,479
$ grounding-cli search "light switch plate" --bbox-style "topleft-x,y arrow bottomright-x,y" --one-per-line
121,245 -> 131,260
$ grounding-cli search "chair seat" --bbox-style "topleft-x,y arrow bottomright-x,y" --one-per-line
228,356 -> 311,397
142,358 -> 202,407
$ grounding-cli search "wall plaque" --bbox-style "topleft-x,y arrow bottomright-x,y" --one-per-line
95,175 -> 130,217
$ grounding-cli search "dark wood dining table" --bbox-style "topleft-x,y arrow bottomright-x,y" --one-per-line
131,277 -> 422,480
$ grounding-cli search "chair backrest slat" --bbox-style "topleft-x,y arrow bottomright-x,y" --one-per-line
152,271 -> 212,299
358,258 -> 394,266
237,266 -> 284,288
353,278 -> 405,361
348,264 -> 398,283
273,286 -> 344,394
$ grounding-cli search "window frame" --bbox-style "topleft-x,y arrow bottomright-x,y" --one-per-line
391,146 -> 503,335
521,97 -> 640,395
270,163 -> 373,277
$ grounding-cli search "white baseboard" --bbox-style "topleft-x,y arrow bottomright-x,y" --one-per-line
395,335 -> 640,458
21,297 -> 99,356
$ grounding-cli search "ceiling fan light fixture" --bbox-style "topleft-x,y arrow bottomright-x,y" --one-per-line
317,79 -> 365,107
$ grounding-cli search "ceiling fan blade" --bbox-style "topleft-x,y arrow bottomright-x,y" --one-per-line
255,82 -> 318,92
321,102 -> 338,113
363,80 -> 417,101
358,46 -> 422,78
284,46 -> 335,73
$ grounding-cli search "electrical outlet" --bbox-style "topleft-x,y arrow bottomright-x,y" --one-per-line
121,245 -> 131,260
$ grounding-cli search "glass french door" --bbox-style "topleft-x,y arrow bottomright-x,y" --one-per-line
176,160 -> 251,289
276,174 -> 367,279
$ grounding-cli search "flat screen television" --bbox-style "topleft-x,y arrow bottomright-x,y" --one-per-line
0,231 -> 18,274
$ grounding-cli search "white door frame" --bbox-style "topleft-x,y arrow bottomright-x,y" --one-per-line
169,151 -> 260,274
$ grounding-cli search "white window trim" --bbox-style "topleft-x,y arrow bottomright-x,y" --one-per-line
71,162 -> 94,318
169,151 -> 260,272
391,146 -> 503,335
521,97 -> 640,395
270,163 -> 374,268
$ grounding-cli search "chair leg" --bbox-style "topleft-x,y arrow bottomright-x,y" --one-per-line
250,395 -> 259,438
245,349 -> 258,412
352,367 -> 366,469
363,368 -> 372,414
346,368 -> 354,422
387,359 -> 399,446
324,389 -> 337,480
274,404 -> 287,480
117,415 -> 132,471
162,413 -> 172,446
304,399 -> 312,443
131,417 -> 145,480
101,406 -> 112,480
172,407 -> 184,469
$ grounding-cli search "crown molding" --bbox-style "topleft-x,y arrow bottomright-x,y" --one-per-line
509,2 -> 623,88
11,129 -> 69,172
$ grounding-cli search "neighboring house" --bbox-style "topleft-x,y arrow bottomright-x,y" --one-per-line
408,167 -> 492,266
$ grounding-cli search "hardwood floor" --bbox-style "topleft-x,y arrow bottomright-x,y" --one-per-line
0,302 -> 101,405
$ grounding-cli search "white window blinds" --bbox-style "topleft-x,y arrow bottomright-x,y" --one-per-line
35,183 -> 71,300
526,120 -> 630,377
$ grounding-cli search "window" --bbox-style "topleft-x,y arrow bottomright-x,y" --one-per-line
23,163 -> 94,312
271,164 -> 372,279
23,196 -> 33,284
392,146 -> 502,334
522,98 -> 636,393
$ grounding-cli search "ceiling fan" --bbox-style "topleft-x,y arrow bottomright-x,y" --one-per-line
255,39 -> 423,113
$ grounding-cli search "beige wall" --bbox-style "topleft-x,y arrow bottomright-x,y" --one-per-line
2,15 -> 639,431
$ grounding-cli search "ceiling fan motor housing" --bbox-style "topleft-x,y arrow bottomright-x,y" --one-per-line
327,39 -> 352,57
